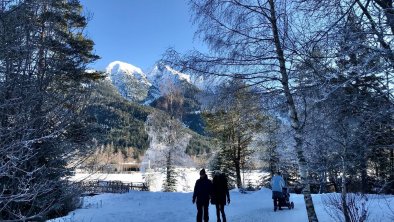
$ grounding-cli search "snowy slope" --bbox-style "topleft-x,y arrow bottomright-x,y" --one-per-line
106,61 -> 147,80
143,64 -> 196,104
146,63 -> 216,91
147,64 -> 191,86
49,189 -> 394,222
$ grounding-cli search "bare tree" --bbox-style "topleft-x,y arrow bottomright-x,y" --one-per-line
163,0 -> 321,220
157,78 -> 185,119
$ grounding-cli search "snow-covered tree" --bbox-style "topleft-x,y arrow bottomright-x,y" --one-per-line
163,151 -> 177,192
0,0 -> 100,220
290,7 -> 394,220
143,111 -> 193,192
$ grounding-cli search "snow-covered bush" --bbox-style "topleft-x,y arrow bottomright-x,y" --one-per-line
323,193 -> 369,222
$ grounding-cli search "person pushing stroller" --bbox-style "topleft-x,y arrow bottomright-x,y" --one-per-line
270,171 -> 285,211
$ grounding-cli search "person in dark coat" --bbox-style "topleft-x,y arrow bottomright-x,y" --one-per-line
211,171 -> 230,222
193,168 -> 213,222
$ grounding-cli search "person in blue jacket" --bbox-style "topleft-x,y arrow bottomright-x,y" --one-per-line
271,171 -> 286,211
193,168 -> 212,222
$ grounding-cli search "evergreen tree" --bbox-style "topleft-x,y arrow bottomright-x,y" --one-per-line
0,0 -> 99,220
204,78 -> 265,189
163,151 -> 177,192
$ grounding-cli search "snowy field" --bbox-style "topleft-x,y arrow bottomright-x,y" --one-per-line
50,189 -> 394,222
71,168 -> 266,192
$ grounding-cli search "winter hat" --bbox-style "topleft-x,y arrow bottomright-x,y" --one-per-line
200,168 -> 206,175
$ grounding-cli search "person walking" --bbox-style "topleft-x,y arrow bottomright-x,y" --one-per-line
193,168 -> 212,222
211,171 -> 230,222
271,171 -> 285,211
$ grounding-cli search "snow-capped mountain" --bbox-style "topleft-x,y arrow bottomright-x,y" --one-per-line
105,61 -> 197,104
146,64 -> 214,91
147,64 -> 191,86
106,61 -> 151,102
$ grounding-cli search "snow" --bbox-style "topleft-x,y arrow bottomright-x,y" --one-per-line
85,69 -> 97,73
146,64 -> 192,88
56,170 -> 394,221
164,65 -> 191,83
49,189 -> 394,222
107,61 -> 145,76
105,61 -> 152,101
106,61 -> 151,87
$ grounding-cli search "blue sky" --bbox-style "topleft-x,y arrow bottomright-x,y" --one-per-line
80,0 -> 205,71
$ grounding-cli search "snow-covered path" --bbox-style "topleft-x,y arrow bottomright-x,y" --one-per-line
51,189 -> 393,222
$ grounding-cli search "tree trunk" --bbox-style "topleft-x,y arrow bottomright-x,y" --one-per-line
269,145 -> 277,176
390,148 -> 394,178
268,0 -> 318,221
235,161 -> 242,189
319,171 -> 326,194
361,166 -> 368,193
360,148 -> 368,194
329,173 -> 339,193
341,156 -> 351,222
234,138 -> 242,190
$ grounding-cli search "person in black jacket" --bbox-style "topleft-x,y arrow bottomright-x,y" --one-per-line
211,171 -> 230,222
193,168 -> 212,222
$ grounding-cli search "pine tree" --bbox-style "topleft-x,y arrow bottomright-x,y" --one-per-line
163,151 -> 177,192
204,78 -> 265,189
0,0 -> 99,220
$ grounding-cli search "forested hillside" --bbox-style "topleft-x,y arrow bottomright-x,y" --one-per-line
83,80 -> 213,164
85,80 -> 151,157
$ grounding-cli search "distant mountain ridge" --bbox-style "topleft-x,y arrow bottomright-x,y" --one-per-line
106,61 -> 196,104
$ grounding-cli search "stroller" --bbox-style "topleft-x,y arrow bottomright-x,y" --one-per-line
279,187 -> 294,209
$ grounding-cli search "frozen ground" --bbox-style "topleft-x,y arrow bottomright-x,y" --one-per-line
50,188 -> 393,222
